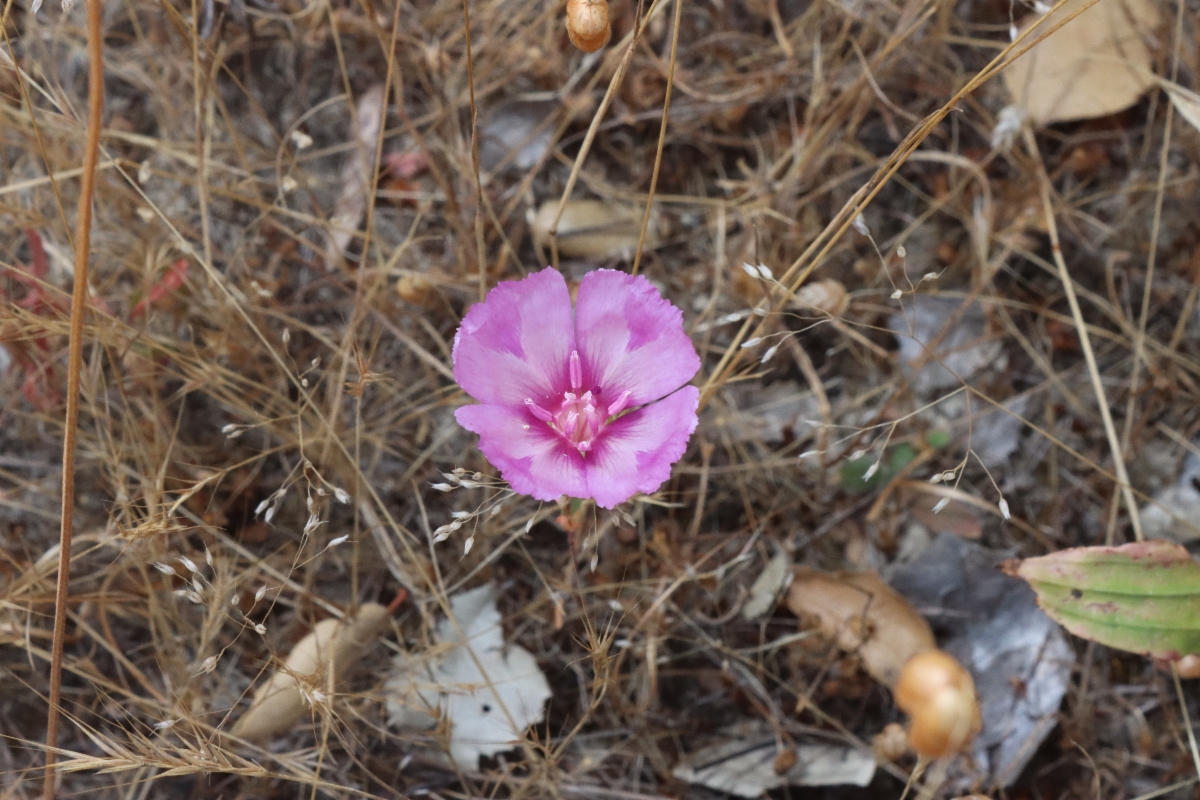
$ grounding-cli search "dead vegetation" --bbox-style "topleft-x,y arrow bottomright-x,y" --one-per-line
1,0 -> 1198,798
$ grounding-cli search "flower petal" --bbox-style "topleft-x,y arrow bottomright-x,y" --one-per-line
456,404 -> 588,502
453,268 -> 575,406
583,386 -> 699,508
574,270 -> 700,406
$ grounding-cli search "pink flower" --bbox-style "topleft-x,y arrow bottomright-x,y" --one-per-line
453,268 -> 700,508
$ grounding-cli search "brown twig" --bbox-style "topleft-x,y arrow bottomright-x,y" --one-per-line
43,0 -> 105,796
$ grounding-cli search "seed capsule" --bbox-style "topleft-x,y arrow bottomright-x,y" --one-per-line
894,649 -> 981,758
566,0 -> 610,53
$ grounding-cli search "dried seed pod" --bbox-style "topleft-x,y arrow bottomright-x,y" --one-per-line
894,650 -> 981,759
566,0 -> 610,53
396,273 -> 432,305
790,279 -> 849,318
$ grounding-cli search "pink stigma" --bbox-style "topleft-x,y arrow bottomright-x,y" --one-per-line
524,359 -> 635,456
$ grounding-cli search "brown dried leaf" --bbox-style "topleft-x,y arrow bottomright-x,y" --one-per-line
231,603 -> 390,742
1001,0 -> 1160,125
529,199 -> 660,260
786,568 -> 935,688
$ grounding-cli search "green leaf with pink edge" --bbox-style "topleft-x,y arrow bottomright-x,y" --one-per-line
1002,540 -> 1200,661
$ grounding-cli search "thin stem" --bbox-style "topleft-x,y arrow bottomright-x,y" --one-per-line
630,0 -> 683,277
461,0 -> 487,300
1023,126 -> 1143,543
44,0 -> 105,795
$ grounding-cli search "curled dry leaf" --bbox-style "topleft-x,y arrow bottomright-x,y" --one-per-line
785,567 -> 935,688
741,551 -> 793,620
325,85 -> 386,267
529,199 -> 660,260
231,603 -> 390,742
1000,0 -> 1160,125
789,279 -> 849,318
1163,80 -> 1200,136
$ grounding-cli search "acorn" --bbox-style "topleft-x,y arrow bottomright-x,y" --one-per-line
566,0 -> 610,53
894,650 -> 982,759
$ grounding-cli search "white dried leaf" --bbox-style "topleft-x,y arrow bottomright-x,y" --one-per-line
479,102 -> 554,171
673,721 -> 875,795
1140,453 -> 1200,542
385,584 -> 551,768
888,297 -> 1003,394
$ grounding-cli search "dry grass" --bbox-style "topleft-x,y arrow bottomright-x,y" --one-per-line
2,0 -> 1199,797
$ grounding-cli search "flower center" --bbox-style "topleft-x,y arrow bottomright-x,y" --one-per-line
524,350 -> 632,455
